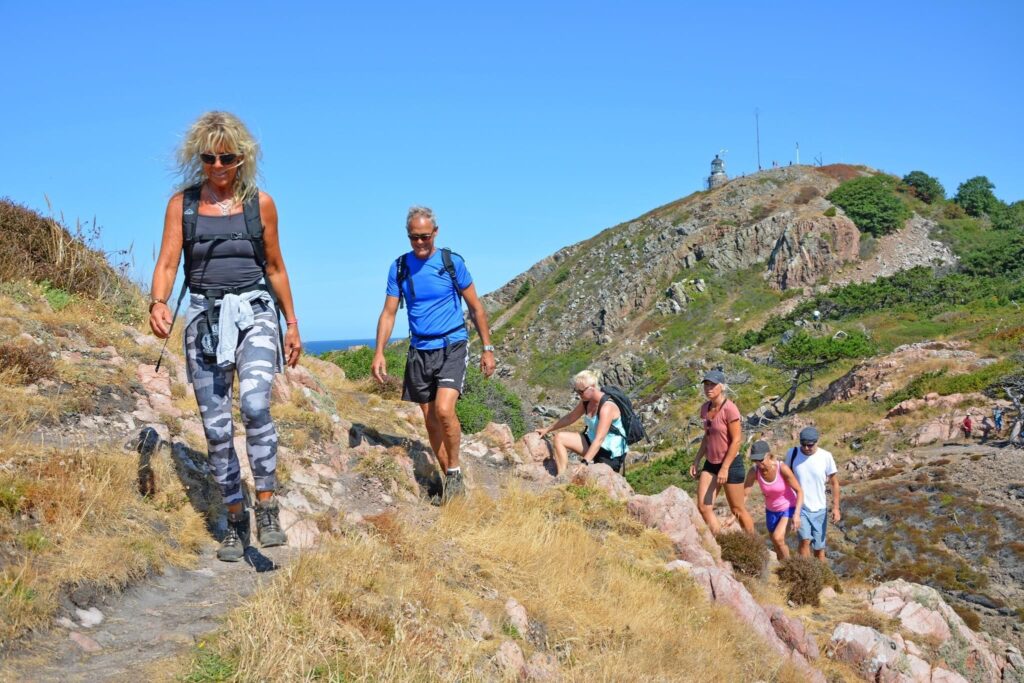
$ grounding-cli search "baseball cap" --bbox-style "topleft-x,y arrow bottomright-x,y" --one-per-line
749,440 -> 770,461
702,369 -> 726,385
799,426 -> 819,443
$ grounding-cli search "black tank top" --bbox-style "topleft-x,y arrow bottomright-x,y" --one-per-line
187,213 -> 263,290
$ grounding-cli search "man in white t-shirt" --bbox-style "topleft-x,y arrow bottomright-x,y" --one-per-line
786,426 -> 841,563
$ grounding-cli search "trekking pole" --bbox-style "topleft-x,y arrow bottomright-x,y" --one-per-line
155,285 -> 187,372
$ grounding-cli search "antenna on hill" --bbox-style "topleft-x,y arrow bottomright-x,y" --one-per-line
795,142 -> 800,165
754,109 -> 762,171
814,153 -> 823,167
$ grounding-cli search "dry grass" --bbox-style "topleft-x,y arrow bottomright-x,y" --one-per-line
184,488 -> 805,682
0,200 -> 143,325
0,442 -> 208,646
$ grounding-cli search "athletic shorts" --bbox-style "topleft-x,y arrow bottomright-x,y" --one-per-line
402,340 -> 469,404
702,457 -> 746,485
581,431 -> 624,473
765,507 -> 796,534
798,507 -> 828,550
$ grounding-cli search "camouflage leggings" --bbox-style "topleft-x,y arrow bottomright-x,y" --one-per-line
185,304 -> 279,505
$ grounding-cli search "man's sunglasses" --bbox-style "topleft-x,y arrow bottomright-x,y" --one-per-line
200,153 -> 241,165
800,441 -> 817,447
407,231 -> 435,242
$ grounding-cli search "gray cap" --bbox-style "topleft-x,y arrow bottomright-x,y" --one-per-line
799,426 -> 819,443
749,440 -> 771,461
702,369 -> 726,385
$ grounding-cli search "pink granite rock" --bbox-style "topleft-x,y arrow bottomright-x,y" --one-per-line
628,486 -> 718,567
767,605 -> 819,660
829,623 -> 903,678
505,598 -> 529,635
516,432 -> 552,463
479,422 -> 515,451
571,463 -> 633,501
494,640 -> 526,678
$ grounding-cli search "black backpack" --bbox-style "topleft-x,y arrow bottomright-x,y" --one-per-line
395,247 -> 461,309
599,386 -> 648,445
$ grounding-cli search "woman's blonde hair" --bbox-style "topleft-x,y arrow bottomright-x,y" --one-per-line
573,369 -> 601,390
176,111 -> 261,202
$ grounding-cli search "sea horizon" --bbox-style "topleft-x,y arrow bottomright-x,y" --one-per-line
304,338 -> 400,355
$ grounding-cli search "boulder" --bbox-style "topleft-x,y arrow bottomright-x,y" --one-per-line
505,598 -> 530,636
767,605 -> 818,660
515,432 -> 552,463
829,623 -> 903,678
494,640 -> 526,679
628,486 -> 718,567
478,422 -> 516,452
571,463 -> 633,501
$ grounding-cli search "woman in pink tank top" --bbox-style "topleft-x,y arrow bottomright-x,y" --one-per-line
743,440 -> 803,559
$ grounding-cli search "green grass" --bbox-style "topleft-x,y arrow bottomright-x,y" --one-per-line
528,339 -> 600,388
40,280 -> 73,311
626,448 -> 697,496
185,650 -> 238,682
885,358 -> 1022,407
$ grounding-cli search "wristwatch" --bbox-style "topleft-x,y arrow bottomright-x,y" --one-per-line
482,345 -> 495,353
148,297 -> 167,313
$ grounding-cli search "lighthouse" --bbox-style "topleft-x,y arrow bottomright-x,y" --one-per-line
707,154 -> 728,190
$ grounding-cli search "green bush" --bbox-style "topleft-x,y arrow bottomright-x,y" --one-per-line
826,175 -> 911,237
513,279 -> 532,303
954,176 -> 1001,217
457,366 -> 528,438
823,206 -> 837,218
721,316 -> 791,353
901,171 -> 945,204
886,359 -> 1022,407
991,200 -> 1024,231
772,330 -> 875,371
321,345 -> 405,381
625,448 -> 697,496
717,531 -> 768,577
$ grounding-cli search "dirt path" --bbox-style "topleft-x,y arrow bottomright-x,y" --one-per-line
0,544 -> 294,683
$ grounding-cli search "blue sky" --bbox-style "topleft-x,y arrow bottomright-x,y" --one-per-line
2,1 -> 1021,341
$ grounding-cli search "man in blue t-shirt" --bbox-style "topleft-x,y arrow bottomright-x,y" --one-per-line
372,206 -> 496,504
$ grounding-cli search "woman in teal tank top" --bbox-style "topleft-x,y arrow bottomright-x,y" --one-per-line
534,370 -> 629,476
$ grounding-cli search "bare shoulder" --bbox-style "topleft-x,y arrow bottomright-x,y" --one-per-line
166,191 -> 184,210
258,190 -> 276,211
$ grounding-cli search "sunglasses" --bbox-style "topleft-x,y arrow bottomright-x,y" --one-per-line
407,231 -> 435,242
800,441 -> 817,447
200,152 -> 241,165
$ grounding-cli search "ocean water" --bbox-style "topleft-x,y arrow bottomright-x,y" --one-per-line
304,338 -> 398,355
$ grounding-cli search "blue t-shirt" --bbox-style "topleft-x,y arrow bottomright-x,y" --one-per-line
386,249 -> 472,350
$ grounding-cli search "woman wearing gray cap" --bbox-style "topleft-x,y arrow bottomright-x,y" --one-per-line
744,440 -> 803,559
689,370 -> 754,534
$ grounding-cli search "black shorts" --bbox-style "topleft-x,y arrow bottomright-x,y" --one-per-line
581,431 -> 624,473
702,457 -> 746,485
402,340 -> 469,404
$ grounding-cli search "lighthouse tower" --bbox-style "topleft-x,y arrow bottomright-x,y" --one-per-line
707,154 -> 728,190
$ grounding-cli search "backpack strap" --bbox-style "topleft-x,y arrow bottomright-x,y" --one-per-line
787,446 -> 799,470
395,254 -> 412,309
441,248 -> 462,301
599,393 -> 626,440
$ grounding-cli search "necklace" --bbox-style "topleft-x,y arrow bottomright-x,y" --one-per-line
206,185 -> 235,216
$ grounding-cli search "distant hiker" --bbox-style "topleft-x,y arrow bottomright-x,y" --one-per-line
786,427 -> 841,563
744,440 -> 803,559
981,416 -> 994,442
371,206 -> 495,504
993,407 -> 1004,434
149,112 -> 300,562
534,370 -> 629,476
961,415 -> 973,440
689,370 -> 755,534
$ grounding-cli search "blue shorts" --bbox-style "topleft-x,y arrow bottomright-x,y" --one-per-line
765,507 -> 795,533
798,507 -> 828,550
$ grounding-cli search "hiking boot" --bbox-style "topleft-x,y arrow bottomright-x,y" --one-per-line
441,470 -> 467,505
217,509 -> 250,562
255,499 -> 287,548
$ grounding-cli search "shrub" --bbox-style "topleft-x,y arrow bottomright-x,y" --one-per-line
625,448 -> 697,496
901,171 -> 945,203
457,366 -> 528,438
823,206 -> 837,217
991,200 -> 1024,231
717,531 -> 768,577
512,279 -> 532,303
954,176 -> 1001,217
0,342 -> 55,384
943,202 -> 967,219
795,186 -> 820,204
777,557 -> 828,606
826,175 -> 911,237
321,344 -> 405,381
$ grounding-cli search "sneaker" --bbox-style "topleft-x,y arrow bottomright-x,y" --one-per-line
255,499 -> 287,548
217,509 -> 250,562
441,470 -> 467,505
